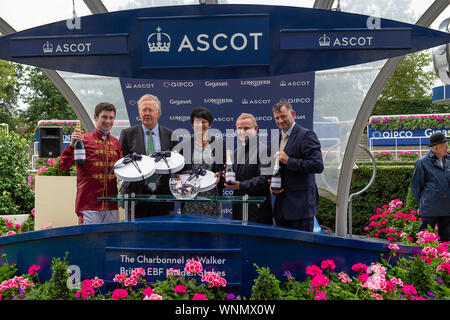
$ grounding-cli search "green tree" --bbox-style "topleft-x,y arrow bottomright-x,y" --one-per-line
379,51 -> 437,101
0,60 -> 21,131
18,66 -> 77,133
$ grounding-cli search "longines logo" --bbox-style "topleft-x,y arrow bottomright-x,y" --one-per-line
204,98 -> 233,105
240,80 -> 270,87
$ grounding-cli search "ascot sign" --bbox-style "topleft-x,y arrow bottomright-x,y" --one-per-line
139,15 -> 269,68
1,5 -> 450,79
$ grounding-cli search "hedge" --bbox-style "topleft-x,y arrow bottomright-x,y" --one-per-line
317,164 -> 416,235
371,99 -> 450,116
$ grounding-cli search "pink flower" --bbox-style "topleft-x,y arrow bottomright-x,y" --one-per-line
5,231 -> 16,236
310,274 -> 330,287
28,265 -> 40,276
371,294 -> 383,300
320,259 -> 336,271
112,288 -> 128,300
402,285 -> 417,296
131,268 -> 146,279
358,273 -> 369,283
146,293 -> 163,300
113,272 -> 128,284
411,296 -> 427,300
30,208 -> 35,217
174,284 -> 187,294
314,291 -> 327,300
92,277 -> 104,288
184,260 -> 203,275
142,286 -> 153,297
305,265 -> 322,277
46,158 -> 56,166
338,272 -> 352,283
388,244 -> 400,252
192,293 -> 208,300
351,263 -> 368,274
436,262 -> 450,274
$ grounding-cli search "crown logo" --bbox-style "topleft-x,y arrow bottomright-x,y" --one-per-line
125,83 -> 132,89
43,41 -> 53,53
147,27 -> 171,53
279,80 -> 286,87
241,99 -> 248,104
319,34 -> 331,47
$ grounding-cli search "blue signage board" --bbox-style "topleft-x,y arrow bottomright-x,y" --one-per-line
10,34 -> 128,57
105,247 -> 241,286
367,126 -> 450,146
139,14 -> 269,69
280,28 -> 411,50
120,72 -> 315,134
1,5 -> 449,79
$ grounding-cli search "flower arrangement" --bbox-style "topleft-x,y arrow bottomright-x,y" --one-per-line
0,256 -> 231,300
369,114 -> 450,131
396,151 -> 420,161
373,152 -> 394,161
28,157 -> 76,191
36,121 -> 81,135
279,238 -> 449,300
364,199 -> 421,243
0,217 -> 21,237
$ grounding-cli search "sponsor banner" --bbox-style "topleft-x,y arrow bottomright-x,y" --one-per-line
367,126 -> 450,146
10,34 -> 128,57
120,72 -> 315,135
140,14 -> 269,68
105,247 -> 241,285
280,28 -> 411,50
120,73 -> 314,217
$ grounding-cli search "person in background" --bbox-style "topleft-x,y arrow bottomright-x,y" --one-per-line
225,113 -> 273,225
119,94 -> 178,218
59,102 -> 123,225
410,132 -> 450,242
269,100 -> 324,232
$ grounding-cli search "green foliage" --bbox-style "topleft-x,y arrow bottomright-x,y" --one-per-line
0,254 -> 18,282
405,255 -> 436,297
317,165 -> 415,235
372,99 -> 449,116
45,252 -> 73,300
379,51 -> 437,100
0,130 -> 35,216
403,187 -> 419,215
17,66 -> 77,134
250,264 -> 283,300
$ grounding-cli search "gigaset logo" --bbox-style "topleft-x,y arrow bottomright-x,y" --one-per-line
146,26 -> 264,53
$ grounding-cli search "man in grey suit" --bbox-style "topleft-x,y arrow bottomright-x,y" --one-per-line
119,94 -> 178,218
269,100 -> 324,232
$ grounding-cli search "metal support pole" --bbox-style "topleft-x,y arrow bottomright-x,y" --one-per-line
347,145 -> 377,237
130,193 -> 136,222
242,194 -> 249,225
124,194 -> 129,222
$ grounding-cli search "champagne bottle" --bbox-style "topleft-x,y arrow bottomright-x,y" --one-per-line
271,158 -> 282,191
73,122 -> 86,164
225,149 -> 235,183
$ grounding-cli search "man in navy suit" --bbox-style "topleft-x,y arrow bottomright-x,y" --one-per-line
225,113 -> 273,225
269,101 -> 324,232
119,94 -> 178,218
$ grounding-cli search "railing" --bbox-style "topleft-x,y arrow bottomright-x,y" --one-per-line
368,136 -> 430,158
